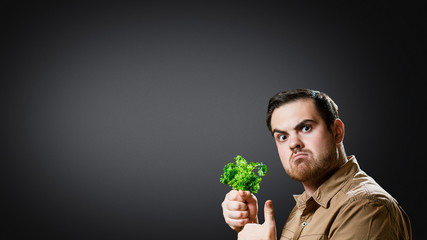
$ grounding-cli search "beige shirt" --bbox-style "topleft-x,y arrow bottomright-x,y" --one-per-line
280,156 -> 412,240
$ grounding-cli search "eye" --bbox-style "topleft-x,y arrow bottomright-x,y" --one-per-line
278,134 -> 287,142
302,125 -> 311,132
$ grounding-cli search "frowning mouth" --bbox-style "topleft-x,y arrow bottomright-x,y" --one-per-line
291,152 -> 309,162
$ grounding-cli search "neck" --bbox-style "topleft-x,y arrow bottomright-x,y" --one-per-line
302,178 -> 327,197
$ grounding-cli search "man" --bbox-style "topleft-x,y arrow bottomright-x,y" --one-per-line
221,89 -> 412,239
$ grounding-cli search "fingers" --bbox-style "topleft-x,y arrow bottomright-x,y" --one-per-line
223,198 -> 247,211
240,191 -> 257,202
263,200 -> 276,228
222,203 -> 250,231
227,210 -> 249,219
237,201 -> 277,240
222,190 -> 257,232
224,216 -> 251,229
226,190 -> 246,202
241,191 -> 258,222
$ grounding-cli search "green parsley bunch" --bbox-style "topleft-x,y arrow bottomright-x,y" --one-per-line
220,155 -> 267,194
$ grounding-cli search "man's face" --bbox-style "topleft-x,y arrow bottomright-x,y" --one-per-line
270,99 -> 338,182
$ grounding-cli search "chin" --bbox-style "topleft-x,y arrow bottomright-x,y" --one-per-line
287,166 -> 312,182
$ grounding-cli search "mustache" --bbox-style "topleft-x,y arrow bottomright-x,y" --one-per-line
292,149 -> 311,155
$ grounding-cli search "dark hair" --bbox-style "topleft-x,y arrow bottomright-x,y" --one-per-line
266,89 -> 339,133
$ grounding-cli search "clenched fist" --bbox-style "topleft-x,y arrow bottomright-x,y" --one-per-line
221,190 -> 258,232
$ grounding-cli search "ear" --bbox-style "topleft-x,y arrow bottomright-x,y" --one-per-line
333,119 -> 345,144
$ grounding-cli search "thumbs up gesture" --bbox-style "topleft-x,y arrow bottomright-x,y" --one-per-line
238,200 -> 277,240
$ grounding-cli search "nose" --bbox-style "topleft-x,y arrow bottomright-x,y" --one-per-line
289,134 -> 304,150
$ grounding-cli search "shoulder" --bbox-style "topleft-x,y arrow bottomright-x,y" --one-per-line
339,169 -> 406,221
330,171 -> 411,239
343,169 -> 394,206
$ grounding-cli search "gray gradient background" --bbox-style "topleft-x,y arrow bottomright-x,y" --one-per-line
2,1 -> 425,239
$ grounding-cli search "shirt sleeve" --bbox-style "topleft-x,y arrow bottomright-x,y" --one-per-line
329,198 -> 404,240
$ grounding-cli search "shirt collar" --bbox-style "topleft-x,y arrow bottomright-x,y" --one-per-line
294,155 -> 360,209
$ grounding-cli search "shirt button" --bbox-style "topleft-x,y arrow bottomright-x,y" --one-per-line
302,221 -> 307,227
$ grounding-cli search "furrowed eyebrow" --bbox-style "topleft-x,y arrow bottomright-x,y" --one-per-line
294,119 -> 316,130
272,129 -> 287,135
272,119 -> 316,135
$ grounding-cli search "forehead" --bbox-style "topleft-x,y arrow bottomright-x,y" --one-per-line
271,99 -> 320,129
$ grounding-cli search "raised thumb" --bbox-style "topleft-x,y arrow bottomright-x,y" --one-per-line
263,200 -> 276,227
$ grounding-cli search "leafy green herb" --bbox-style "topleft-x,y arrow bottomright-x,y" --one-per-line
220,155 -> 267,194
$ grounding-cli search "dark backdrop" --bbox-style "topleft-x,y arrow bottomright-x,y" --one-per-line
2,1 -> 425,239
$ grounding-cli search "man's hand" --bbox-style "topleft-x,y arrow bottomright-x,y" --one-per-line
238,200 -> 277,240
221,190 -> 258,232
